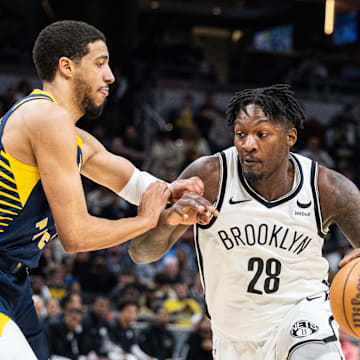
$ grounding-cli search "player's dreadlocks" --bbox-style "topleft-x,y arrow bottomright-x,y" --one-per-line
226,84 -> 305,130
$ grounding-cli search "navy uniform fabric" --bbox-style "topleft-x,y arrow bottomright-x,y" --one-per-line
0,89 -> 83,359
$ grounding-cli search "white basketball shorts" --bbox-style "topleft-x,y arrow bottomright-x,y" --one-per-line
212,292 -> 344,360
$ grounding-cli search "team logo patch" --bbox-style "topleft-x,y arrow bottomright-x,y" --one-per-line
290,320 -> 319,338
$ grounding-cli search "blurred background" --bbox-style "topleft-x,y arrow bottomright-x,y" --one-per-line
1,0 -> 360,359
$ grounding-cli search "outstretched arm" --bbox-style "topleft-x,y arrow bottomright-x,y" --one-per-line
318,166 -> 360,267
128,155 -> 220,264
29,104 -> 170,253
78,128 -> 204,204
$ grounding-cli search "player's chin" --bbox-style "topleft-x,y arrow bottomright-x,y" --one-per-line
243,171 -> 264,183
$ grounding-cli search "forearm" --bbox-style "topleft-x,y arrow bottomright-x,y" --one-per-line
57,214 -> 154,253
128,213 -> 188,264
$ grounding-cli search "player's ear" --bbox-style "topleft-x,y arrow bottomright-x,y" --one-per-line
58,56 -> 75,79
286,127 -> 297,148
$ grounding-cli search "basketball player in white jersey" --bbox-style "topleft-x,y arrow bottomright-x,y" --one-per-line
128,84 -> 360,359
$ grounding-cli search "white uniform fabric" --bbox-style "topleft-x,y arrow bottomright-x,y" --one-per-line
194,147 -> 342,357
117,167 -> 162,206
212,292 -> 343,360
0,318 -> 37,359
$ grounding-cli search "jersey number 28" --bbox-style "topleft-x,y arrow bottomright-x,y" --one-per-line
247,257 -> 281,294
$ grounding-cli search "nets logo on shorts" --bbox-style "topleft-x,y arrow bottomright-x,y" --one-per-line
290,320 -> 319,338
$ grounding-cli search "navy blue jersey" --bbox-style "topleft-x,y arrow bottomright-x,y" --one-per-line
0,89 -> 83,269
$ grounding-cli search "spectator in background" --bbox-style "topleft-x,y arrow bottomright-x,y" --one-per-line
137,286 -> 158,322
83,256 -> 117,297
110,267 -> 146,306
87,186 -> 118,217
46,264 -> 67,301
82,295 -> 113,359
195,93 -> 230,152
175,246 -> 197,287
162,256 -> 183,285
164,282 -> 202,327
150,272 -> 176,306
326,103 -> 358,168
195,93 -> 218,142
110,299 -> 155,360
110,125 -> 145,169
296,116 -> 326,151
143,130 -> 184,182
181,125 -> 211,170
106,245 -> 124,276
182,316 -> 213,360
299,135 -> 335,168
188,273 -> 206,312
135,260 -> 163,287
62,255 -> 78,290
42,297 -> 61,328
32,295 -> 46,320
44,295 -> 87,360
166,94 -> 195,139
31,275 -> 51,301
339,328 -> 359,360
73,252 -> 92,294
138,306 -> 175,360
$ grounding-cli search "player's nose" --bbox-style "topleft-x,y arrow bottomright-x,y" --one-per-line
242,135 -> 258,152
104,65 -> 115,84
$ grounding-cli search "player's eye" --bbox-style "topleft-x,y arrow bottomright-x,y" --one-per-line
236,131 -> 245,138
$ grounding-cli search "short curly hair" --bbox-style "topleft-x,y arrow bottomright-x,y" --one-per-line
227,84 -> 305,130
32,20 -> 106,82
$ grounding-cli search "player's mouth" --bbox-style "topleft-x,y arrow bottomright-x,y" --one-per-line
98,87 -> 109,97
242,157 -> 262,167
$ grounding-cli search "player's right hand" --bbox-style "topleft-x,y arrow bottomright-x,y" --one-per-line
163,192 -> 219,226
137,181 -> 171,229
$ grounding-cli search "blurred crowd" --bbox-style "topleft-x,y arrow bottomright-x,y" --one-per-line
1,78 -> 360,359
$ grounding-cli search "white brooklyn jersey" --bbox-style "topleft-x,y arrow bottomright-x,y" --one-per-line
195,146 -> 330,343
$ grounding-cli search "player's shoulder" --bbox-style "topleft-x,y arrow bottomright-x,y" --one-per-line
318,165 -> 360,219
21,99 -> 73,136
179,154 -> 220,180
75,127 -> 106,158
179,154 -> 220,203
317,165 -> 356,192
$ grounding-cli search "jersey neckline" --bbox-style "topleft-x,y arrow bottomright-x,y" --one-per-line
237,152 -> 304,208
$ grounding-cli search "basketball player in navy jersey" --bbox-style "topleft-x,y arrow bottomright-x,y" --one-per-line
129,84 -> 360,359
0,20 -> 217,359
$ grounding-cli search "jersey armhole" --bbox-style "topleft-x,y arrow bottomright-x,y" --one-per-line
197,151 -> 227,230
310,161 -> 328,238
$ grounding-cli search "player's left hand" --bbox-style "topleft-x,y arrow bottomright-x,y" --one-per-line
164,192 -> 218,226
339,248 -> 360,268
169,176 -> 204,202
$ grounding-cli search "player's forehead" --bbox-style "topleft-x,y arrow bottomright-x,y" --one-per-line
235,104 -> 274,127
83,40 -> 109,61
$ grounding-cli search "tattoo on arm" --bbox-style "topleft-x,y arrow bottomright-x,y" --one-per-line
327,171 -> 360,248
128,224 -> 188,264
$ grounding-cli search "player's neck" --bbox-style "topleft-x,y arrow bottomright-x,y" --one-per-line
42,81 -> 83,123
248,159 -> 295,201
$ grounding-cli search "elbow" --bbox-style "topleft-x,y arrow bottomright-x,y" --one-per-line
128,246 -> 160,264
128,248 -> 149,264
58,233 -> 85,253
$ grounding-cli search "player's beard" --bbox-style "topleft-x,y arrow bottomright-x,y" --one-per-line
74,75 -> 105,119
243,171 -> 264,184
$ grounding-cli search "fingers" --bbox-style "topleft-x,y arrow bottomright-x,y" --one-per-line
186,176 -> 205,196
177,193 -> 218,217
169,177 -> 205,200
339,249 -> 360,268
